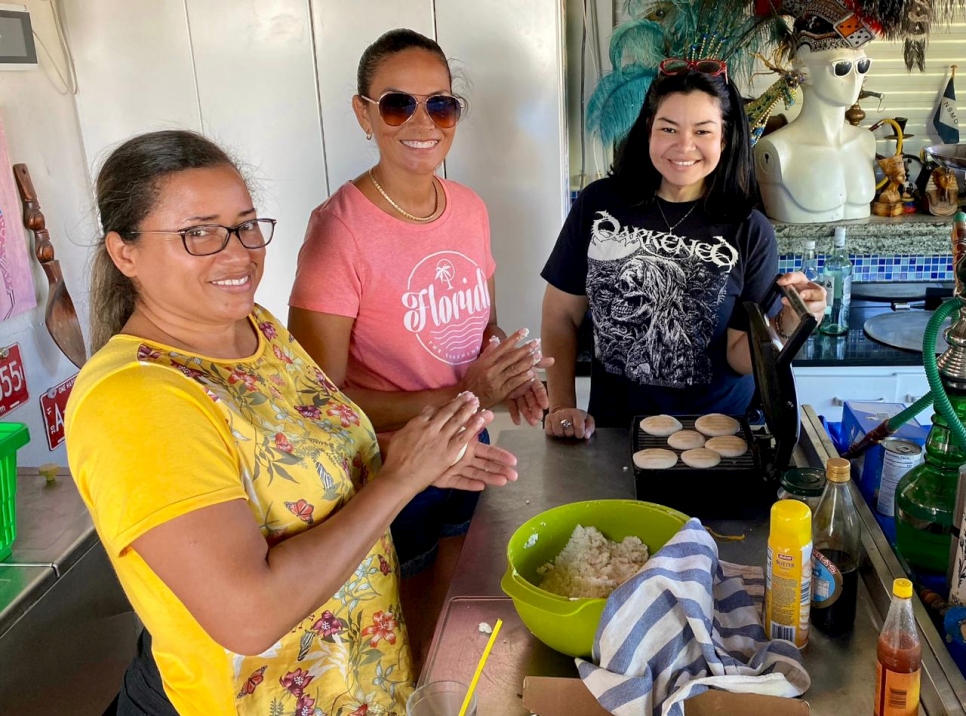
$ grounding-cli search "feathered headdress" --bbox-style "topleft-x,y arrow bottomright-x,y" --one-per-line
765,0 -> 966,69
587,0 -> 788,146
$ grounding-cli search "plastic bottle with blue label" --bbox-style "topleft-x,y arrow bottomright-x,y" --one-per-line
812,457 -> 861,635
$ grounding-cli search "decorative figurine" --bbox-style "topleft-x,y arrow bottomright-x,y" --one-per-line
925,166 -> 960,216
872,154 -> 907,216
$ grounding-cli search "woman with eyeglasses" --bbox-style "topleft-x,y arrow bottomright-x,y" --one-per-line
288,28 -> 550,668
755,46 -> 876,223
541,66 -> 827,439
65,129 -> 517,715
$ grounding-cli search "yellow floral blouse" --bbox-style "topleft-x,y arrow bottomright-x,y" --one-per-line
66,306 -> 413,715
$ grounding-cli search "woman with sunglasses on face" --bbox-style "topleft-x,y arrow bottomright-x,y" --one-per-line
755,46 -> 876,223
541,64 -> 827,439
65,130 -> 517,715
288,28 -> 550,668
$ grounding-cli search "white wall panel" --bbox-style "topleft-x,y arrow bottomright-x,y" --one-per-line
860,16 -> 966,158
311,0 -> 435,189
63,0 -> 201,168
437,0 -> 569,338
0,0 -> 97,466
186,0 -> 327,318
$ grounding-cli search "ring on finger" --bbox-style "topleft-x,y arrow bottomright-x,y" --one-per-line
560,419 -> 573,430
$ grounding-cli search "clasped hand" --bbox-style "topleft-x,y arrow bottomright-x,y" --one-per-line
459,329 -> 554,427
384,391 -> 518,493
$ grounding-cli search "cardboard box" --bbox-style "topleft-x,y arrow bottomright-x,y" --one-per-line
841,401 -> 928,505
522,677 -> 810,715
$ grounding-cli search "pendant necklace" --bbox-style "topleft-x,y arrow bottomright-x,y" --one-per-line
656,197 -> 697,233
368,168 -> 440,222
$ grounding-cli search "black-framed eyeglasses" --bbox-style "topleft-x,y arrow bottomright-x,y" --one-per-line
659,58 -> 728,83
129,218 -> 276,256
829,57 -> 872,76
361,91 -> 466,128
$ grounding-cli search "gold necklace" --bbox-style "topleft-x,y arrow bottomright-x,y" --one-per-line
368,168 -> 440,222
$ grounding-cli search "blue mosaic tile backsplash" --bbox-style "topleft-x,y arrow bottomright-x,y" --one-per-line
569,189 -> 952,283
777,254 -> 954,282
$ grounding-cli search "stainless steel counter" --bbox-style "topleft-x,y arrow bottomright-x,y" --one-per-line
423,415 -> 966,715
0,465 -> 97,635
4,466 -> 98,574
0,467 -> 137,714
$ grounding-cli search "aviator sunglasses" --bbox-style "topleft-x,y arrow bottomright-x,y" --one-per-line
658,58 -> 728,83
361,91 -> 466,129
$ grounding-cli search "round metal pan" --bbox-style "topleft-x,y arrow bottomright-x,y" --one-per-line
863,310 -> 950,353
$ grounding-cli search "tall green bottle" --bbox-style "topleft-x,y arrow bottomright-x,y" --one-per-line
895,388 -> 966,573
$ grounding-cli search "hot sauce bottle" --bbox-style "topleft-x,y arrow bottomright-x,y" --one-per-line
875,578 -> 922,716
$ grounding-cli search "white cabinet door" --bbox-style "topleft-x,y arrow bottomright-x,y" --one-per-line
895,369 -> 934,423
794,368 -> 899,422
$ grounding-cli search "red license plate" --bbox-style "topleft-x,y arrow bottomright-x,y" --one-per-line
41,374 -> 76,451
0,343 -> 29,417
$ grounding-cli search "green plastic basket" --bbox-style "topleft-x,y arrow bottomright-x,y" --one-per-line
0,422 -> 30,561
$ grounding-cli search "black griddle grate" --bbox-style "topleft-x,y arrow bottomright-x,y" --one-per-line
631,414 -> 776,519
632,416 -> 757,472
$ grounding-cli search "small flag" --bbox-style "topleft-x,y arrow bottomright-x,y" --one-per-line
933,67 -> 960,144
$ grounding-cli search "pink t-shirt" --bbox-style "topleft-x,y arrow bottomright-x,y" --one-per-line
290,179 -> 497,393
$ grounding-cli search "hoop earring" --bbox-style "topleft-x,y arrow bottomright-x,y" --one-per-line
365,131 -> 372,141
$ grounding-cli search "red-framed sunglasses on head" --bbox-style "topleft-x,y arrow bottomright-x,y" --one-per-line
658,58 -> 728,83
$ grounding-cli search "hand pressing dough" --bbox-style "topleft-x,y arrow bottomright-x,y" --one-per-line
633,448 -> 678,470
667,430 -> 706,450
705,435 -> 749,458
681,448 -> 722,469
640,415 -> 683,437
694,413 -> 740,437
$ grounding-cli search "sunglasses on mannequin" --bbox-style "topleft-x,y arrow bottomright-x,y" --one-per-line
829,57 -> 872,76
658,58 -> 728,83
361,91 -> 466,129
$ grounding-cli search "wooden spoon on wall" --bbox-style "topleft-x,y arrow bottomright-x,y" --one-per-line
14,163 -> 86,368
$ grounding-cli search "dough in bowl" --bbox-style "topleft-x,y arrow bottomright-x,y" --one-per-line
667,430 -> 706,450
705,435 -> 749,458
681,448 -> 722,469
639,415 -> 683,437
633,448 -> 678,470
694,413 -> 740,437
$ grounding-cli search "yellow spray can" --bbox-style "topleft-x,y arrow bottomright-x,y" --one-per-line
765,499 -> 813,648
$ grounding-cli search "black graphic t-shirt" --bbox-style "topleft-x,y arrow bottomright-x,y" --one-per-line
542,178 -> 779,428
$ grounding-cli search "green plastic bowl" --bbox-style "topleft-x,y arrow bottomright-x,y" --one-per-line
501,499 -> 688,658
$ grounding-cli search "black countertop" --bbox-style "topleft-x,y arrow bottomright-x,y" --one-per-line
793,301 -> 930,368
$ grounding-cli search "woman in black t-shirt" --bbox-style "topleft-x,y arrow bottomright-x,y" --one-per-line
541,66 -> 827,435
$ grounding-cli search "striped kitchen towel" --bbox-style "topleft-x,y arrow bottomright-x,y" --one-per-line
577,518 -> 810,716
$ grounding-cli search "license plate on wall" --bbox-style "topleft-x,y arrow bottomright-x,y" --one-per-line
0,343 -> 28,416
41,374 -> 75,450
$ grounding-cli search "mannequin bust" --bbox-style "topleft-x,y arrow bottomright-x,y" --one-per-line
754,46 -> 876,223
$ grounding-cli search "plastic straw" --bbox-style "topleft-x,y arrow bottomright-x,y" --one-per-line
458,618 -> 502,716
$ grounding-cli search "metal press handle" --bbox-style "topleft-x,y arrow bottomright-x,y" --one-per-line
780,283 -> 811,322
765,278 -> 817,366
